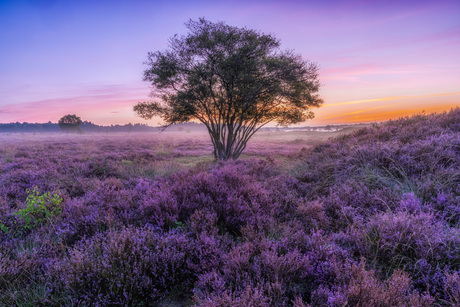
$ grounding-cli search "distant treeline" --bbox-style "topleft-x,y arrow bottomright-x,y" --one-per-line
0,121 -> 369,133
0,121 -> 159,133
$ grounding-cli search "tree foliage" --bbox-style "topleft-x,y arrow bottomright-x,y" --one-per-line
134,18 -> 323,160
58,114 -> 82,133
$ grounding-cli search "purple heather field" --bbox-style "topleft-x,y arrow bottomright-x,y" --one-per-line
0,109 -> 459,306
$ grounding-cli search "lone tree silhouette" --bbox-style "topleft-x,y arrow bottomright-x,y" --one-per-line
58,114 -> 82,133
134,18 -> 323,160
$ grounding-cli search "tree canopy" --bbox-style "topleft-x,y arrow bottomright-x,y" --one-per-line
58,114 -> 82,133
134,18 -> 323,160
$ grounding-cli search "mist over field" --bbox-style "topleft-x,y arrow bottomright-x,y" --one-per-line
0,109 -> 459,306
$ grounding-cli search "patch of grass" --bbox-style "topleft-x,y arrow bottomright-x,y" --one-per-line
173,155 -> 215,168
0,281 -> 74,307
154,144 -> 173,157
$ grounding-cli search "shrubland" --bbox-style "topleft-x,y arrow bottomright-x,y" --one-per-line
0,109 -> 458,306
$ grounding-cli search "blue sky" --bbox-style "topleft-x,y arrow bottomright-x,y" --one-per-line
1,0 -> 459,125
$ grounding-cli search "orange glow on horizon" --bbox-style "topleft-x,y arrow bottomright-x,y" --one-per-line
324,92 -> 460,108
318,103 -> 459,124
310,91 -> 460,125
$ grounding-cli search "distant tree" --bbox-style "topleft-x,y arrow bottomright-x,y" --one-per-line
58,114 -> 82,133
134,18 -> 323,160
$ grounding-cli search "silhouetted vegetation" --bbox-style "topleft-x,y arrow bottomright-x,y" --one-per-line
135,19 -> 323,160
58,114 -> 83,133
0,121 -> 159,133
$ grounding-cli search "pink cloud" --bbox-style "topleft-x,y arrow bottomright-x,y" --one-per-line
0,84 -> 149,124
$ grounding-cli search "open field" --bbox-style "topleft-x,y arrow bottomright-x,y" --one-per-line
0,110 -> 459,306
0,127 -> 360,176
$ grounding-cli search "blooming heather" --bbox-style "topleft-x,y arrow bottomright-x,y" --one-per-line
0,108 -> 458,305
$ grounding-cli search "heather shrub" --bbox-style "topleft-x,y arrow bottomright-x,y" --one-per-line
0,235 -> 68,306
343,267 -> 433,307
195,231 -> 354,305
263,174 -> 307,222
297,109 -> 459,202
51,226 -> 195,305
398,192 -> 424,213
138,179 -> 180,229
239,157 -> 278,179
82,177 -> 142,226
58,175 -> 97,198
56,198 -> 112,245
418,175 -> 460,226
348,212 -> 446,266
428,190 -> 460,227
188,209 -> 219,237
409,259 -> 447,298
139,160 -> 298,236
310,261 -> 434,307
194,238 -> 314,305
185,231 -> 230,277
339,211 -> 460,296
196,285 -> 273,306
0,166 -> 59,205
442,271 -> 460,306
0,110 -> 458,306
293,109 -> 460,302
294,142 -> 345,197
83,158 -> 120,179
0,251 -> 41,290
294,200 -> 329,233
319,180 -> 400,232
282,230 -> 353,295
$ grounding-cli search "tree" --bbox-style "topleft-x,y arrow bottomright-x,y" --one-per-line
58,114 -> 82,133
134,18 -> 323,160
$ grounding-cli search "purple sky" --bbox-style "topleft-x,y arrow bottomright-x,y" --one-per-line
1,0 -> 459,125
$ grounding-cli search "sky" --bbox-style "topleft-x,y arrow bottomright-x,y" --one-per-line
0,0 -> 459,126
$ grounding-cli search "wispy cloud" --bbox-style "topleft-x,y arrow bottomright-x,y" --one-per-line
0,84 -> 148,124
323,103 -> 399,120
325,92 -> 460,108
321,64 -> 420,77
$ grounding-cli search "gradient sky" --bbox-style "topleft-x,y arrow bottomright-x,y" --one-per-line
1,0 -> 459,126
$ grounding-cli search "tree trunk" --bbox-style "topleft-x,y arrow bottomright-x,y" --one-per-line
210,134 -> 246,160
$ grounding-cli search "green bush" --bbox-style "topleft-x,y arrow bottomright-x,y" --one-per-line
14,187 -> 63,232
0,221 -> 9,234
